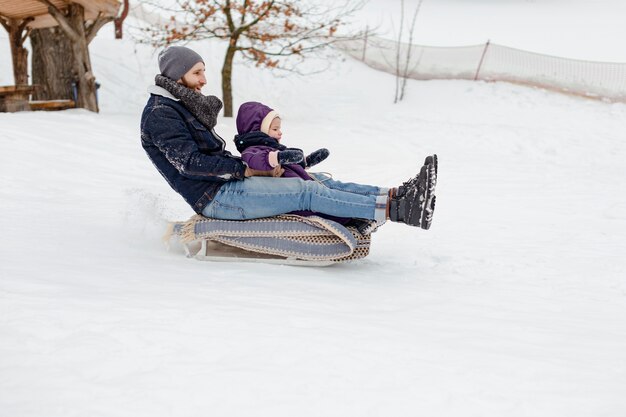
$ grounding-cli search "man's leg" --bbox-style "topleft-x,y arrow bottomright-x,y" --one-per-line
202,177 -> 388,222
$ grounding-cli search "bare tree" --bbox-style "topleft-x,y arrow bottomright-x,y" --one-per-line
394,0 -> 424,103
393,0 -> 404,104
141,0 -> 365,117
399,0 -> 423,101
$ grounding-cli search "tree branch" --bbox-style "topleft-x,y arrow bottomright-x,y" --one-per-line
224,0 -> 235,33
240,0 -> 248,25
34,0 -> 80,42
21,28 -> 33,46
238,0 -> 274,33
17,17 -> 34,46
0,15 -> 10,32
400,0 -> 423,100
394,0 -> 405,103
17,16 -> 33,34
141,0 -> 366,77
86,12 -> 114,44
243,36 -> 341,59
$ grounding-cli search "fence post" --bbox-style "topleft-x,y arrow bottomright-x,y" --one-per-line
474,39 -> 491,81
362,25 -> 369,61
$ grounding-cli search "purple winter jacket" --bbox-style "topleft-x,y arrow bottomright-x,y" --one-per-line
234,132 -> 350,225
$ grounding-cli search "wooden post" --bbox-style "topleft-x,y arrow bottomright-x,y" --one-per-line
0,16 -> 33,85
68,3 -> 99,112
474,39 -> 490,81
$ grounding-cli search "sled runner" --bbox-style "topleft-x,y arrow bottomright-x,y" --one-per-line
165,214 -> 377,266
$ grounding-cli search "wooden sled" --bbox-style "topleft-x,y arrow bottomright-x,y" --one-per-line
166,214 -> 376,266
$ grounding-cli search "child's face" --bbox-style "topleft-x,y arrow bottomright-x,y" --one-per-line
179,62 -> 207,93
268,117 -> 282,141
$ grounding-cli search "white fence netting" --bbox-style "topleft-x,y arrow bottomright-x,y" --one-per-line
338,36 -> 626,102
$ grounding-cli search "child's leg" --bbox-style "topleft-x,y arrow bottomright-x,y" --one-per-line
308,172 -> 389,196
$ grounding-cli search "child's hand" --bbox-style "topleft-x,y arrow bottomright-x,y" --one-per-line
277,149 -> 304,165
305,148 -> 330,168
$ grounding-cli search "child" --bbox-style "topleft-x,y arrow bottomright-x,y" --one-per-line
234,101 -> 329,181
234,101 -> 378,228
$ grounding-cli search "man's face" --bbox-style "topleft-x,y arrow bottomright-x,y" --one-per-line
179,62 -> 206,92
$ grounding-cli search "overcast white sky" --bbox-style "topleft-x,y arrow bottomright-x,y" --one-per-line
1,0 -> 625,72
356,0 -> 626,62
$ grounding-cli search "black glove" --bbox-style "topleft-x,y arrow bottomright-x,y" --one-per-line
305,148 -> 330,168
277,149 -> 304,165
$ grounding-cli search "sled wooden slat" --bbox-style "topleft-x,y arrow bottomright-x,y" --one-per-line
187,240 -> 337,267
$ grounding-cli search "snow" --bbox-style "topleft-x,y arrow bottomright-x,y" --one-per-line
2,1 -> 626,416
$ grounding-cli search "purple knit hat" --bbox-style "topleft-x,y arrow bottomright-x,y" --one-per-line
236,101 -> 279,135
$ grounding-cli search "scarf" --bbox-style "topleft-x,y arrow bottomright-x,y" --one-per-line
233,131 -> 287,153
155,74 -> 222,131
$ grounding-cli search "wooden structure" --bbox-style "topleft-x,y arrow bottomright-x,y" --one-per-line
0,85 -> 37,112
0,85 -> 75,112
0,1 -> 119,29
0,0 -> 120,112
29,99 -> 76,110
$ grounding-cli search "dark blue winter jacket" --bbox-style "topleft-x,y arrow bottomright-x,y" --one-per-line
140,87 -> 246,213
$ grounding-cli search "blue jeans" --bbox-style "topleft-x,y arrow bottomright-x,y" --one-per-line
202,173 -> 389,222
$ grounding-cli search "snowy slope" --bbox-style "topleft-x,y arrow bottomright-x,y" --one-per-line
2,2 -> 626,416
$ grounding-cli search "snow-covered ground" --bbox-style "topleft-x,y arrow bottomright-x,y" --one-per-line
1,1 -> 626,416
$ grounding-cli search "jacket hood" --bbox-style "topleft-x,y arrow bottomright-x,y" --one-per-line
147,84 -> 179,101
236,101 -> 278,135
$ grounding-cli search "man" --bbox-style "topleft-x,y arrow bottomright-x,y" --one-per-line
140,46 -> 437,229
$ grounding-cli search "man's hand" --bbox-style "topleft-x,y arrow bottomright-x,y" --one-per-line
271,165 -> 285,177
245,166 -> 285,178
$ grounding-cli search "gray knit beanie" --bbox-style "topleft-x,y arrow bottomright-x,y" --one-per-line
158,46 -> 204,81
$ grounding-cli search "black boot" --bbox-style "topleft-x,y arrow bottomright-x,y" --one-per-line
389,159 -> 437,229
424,154 -> 438,178
421,155 -> 437,229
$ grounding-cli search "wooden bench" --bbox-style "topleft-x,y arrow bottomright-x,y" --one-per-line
29,99 -> 76,111
0,85 -> 37,112
1,85 -> 76,112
